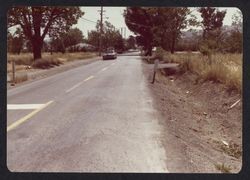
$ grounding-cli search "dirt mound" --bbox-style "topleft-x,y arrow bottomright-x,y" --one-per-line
142,62 -> 242,173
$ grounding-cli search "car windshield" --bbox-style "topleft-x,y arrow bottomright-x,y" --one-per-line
107,50 -> 114,53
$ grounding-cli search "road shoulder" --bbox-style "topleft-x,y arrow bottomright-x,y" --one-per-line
141,60 -> 242,173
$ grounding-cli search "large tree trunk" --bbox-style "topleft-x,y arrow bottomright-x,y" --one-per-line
170,34 -> 176,54
145,39 -> 152,56
32,7 -> 43,60
32,38 -> 43,60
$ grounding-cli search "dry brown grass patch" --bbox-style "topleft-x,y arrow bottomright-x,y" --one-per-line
157,51 -> 242,93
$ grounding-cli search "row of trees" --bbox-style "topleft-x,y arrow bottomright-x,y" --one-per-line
198,7 -> 242,54
124,7 -> 242,55
87,21 -> 137,52
7,6 -> 137,60
124,7 -> 192,55
8,7 -> 242,60
87,21 -> 124,51
8,27 -> 85,54
8,21 -> 136,55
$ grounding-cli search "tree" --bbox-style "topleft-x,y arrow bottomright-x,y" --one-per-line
198,7 -> 226,39
61,27 -> 84,48
198,7 -> 226,56
8,7 -> 84,60
126,35 -> 136,49
232,10 -> 243,32
227,10 -> 243,53
87,20 -> 124,51
124,7 -> 190,54
87,30 -> 100,48
124,7 -> 154,56
150,8 -> 190,53
50,37 -> 65,53
8,28 -> 24,54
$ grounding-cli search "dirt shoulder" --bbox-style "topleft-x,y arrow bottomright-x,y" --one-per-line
142,61 -> 242,173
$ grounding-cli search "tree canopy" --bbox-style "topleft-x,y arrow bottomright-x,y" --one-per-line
87,20 -> 124,51
61,27 -> 84,48
8,7 -> 84,60
124,7 -> 190,55
198,7 -> 226,39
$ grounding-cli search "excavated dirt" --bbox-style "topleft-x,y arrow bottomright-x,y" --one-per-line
142,61 -> 242,173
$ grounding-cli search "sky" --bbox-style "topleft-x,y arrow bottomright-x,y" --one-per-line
74,7 -> 241,38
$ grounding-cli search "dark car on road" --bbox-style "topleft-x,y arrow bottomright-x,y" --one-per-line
102,48 -> 117,60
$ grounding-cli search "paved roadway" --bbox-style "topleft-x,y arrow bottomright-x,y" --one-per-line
7,52 -> 168,172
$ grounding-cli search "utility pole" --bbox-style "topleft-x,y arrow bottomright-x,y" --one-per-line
121,27 -> 123,38
11,59 -> 16,86
124,27 -> 126,39
99,6 -> 103,56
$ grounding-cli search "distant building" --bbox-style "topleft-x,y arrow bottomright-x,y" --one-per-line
67,43 -> 96,52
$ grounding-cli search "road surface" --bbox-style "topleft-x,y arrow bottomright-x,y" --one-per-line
7,52 -> 168,172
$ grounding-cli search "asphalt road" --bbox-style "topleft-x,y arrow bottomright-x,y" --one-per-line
7,52 -> 168,172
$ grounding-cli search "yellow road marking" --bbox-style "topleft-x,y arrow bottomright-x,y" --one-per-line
66,82 -> 83,93
7,101 -> 54,132
83,75 -> 94,82
100,67 -> 108,72
65,76 -> 95,93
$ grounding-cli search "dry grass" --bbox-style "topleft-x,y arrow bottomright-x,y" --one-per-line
32,58 -> 63,69
8,72 -> 28,83
220,143 -> 242,159
7,52 -> 97,72
215,163 -> 232,173
156,51 -> 242,93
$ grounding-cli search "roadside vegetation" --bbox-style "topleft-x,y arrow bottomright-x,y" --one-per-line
125,7 -> 242,93
149,49 -> 242,93
215,163 -> 232,173
7,52 -> 97,72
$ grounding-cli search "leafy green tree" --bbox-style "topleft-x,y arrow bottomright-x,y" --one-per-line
198,7 -> 226,56
124,7 -> 190,54
227,10 -> 243,53
8,28 -> 24,54
61,27 -> 84,48
126,35 -> 136,49
8,7 -> 84,60
124,7 -> 153,55
223,30 -> 242,53
87,30 -> 100,48
198,7 -> 226,39
232,10 -> 243,32
50,37 -> 65,53
87,20 -> 124,51
151,8 -> 190,53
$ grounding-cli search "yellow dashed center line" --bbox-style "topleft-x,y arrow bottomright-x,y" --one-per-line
66,82 -> 83,93
83,75 -> 94,82
100,67 -> 108,72
65,75 -> 95,93
7,101 -> 54,132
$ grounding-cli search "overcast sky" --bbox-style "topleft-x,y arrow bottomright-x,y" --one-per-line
74,7 -> 241,38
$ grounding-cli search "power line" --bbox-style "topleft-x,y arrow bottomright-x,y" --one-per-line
81,17 -> 97,24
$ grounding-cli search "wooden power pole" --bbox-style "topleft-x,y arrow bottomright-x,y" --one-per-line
99,6 -> 103,56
